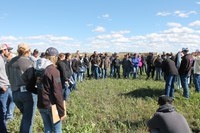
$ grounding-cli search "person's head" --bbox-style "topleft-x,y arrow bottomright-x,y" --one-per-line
65,53 -> 71,60
40,52 -> 45,58
79,54 -> 83,60
182,48 -> 189,55
85,53 -> 87,57
158,95 -> 173,106
33,49 -> 39,58
17,43 -> 31,56
0,43 -> 13,57
58,53 -> 65,61
45,47 -> 59,66
105,53 -> 108,57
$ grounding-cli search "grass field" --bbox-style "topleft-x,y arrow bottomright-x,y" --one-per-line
7,76 -> 200,133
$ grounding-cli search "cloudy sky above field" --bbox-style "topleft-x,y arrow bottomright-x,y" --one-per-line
0,0 -> 200,53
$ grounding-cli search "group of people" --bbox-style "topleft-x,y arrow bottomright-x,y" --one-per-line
0,42 -> 199,133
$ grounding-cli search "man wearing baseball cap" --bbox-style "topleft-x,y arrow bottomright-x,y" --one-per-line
7,43 -> 37,133
179,48 -> 193,98
147,95 -> 191,133
0,43 -> 11,133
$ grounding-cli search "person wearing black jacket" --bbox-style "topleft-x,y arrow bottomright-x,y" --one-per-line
57,53 -> 71,100
83,53 -> 90,78
179,48 -> 193,98
26,47 -> 65,133
162,54 -> 178,98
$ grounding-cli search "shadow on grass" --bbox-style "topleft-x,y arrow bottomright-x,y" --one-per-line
119,86 -> 164,98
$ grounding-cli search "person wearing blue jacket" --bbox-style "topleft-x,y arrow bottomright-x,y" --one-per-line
131,53 -> 139,79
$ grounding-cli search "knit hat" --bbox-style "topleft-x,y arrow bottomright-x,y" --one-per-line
45,47 -> 59,56
158,95 -> 173,105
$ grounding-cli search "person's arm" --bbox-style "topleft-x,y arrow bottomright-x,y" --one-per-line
51,69 -> 65,118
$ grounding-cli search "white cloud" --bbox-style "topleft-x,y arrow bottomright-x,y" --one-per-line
88,25 -> 200,53
167,22 -> 182,27
157,10 -> 198,18
102,14 -> 110,18
0,36 -> 17,41
156,12 -> 171,16
196,2 -> 200,4
189,20 -> 200,27
92,26 -> 105,32
0,34 -> 75,52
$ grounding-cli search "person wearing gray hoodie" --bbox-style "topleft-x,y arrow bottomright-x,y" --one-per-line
0,44 -> 10,133
147,95 -> 191,133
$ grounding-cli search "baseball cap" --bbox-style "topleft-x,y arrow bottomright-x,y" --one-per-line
18,43 -> 31,52
0,43 -> 13,51
182,48 -> 189,52
45,47 -> 59,56
33,49 -> 39,53
158,95 -> 173,105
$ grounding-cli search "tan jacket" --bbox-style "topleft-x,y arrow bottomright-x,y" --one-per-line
194,56 -> 200,74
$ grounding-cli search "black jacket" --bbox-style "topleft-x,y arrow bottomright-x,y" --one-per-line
162,58 -> 178,76
179,54 -> 193,76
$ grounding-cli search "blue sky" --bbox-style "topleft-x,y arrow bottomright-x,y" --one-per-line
0,0 -> 200,53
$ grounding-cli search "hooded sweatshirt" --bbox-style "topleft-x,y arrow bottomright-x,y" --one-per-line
194,56 -> 200,75
27,58 -> 65,118
0,55 -> 10,90
147,104 -> 191,133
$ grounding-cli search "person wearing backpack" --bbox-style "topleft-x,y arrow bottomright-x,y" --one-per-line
27,47 -> 65,133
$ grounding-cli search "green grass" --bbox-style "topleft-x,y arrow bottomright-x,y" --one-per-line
7,77 -> 200,133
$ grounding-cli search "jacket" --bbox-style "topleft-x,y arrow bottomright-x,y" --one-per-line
194,56 -> 200,74
162,58 -> 178,76
27,58 -> 65,118
7,56 -> 34,91
147,104 -> 191,133
179,54 -> 193,76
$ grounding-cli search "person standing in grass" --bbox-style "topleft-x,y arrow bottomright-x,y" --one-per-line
147,95 -> 191,133
193,49 -> 200,92
0,44 -> 11,133
131,53 -> 139,79
179,48 -> 193,98
7,43 -> 38,133
162,54 -> 178,98
154,55 -> 163,81
27,47 -> 65,133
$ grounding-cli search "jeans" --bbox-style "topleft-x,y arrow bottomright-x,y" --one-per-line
155,67 -> 162,80
165,74 -> 175,98
132,66 -> 138,79
101,68 -> 108,79
39,108 -> 62,133
13,91 -> 37,133
93,65 -> 99,79
180,75 -> 189,98
175,75 -> 181,89
0,87 -> 8,133
6,87 -> 15,120
78,72 -> 84,82
62,84 -> 71,101
110,65 -> 115,77
194,74 -> 200,92
114,66 -> 120,78
123,68 -> 130,79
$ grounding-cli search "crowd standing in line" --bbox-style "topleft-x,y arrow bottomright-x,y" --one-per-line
0,42 -> 199,133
